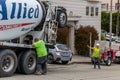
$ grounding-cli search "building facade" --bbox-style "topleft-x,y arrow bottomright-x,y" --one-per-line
41,0 -> 101,54
102,0 -> 119,12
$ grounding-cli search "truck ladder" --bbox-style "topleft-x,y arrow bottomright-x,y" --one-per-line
47,20 -> 58,44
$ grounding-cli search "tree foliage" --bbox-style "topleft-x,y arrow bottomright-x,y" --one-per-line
57,26 -> 98,56
75,26 -> 98,56
57,27 -> 69,44
101,12 -> 120,34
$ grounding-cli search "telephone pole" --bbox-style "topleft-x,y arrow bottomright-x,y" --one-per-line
109,0 -> 112,48
116,0 -> 119,37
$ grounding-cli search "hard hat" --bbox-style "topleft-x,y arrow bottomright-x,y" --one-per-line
96,43 -> 100,46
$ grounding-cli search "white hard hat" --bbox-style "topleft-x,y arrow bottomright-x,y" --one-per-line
96,43 -> 100,46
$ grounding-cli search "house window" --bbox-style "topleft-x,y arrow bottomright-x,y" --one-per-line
95,7 -> 99,16
115,3 -> 120,11
91,7 -> 94,16
101,4 -> 108,11
86,6 -> 89,16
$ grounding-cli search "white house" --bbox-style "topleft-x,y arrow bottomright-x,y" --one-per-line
41,0 -> 101,54
102,0 -> 119,12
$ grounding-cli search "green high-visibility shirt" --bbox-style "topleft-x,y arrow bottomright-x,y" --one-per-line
34,40 -> 47,57
92,47 -> 100,58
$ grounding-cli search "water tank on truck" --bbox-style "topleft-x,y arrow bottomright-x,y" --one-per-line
0,0 -> 44,41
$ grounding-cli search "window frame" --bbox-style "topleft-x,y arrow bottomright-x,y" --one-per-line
91,7 -> 94,16
115,3 -> 120,11
95,7 -> 99,16
101,4 -> 108,11
86,6 -> 89,16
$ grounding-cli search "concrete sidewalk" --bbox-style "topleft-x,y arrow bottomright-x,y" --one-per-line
71,55 -> 91,64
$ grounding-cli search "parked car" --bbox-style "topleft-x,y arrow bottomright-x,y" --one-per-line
47,43 -> 72,64
114,51 -> 120,63
101,29 -> 107,35
105,33 -> 117,41
115,37 -> 120,43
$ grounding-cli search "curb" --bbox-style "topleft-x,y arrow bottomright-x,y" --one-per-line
70,61 -> 91,64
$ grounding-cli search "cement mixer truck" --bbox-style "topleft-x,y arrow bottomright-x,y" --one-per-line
0,0 -> 67,77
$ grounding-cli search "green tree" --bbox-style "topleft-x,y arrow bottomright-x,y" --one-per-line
101,12 -> 110,32
101,12 -> 120,34
75,26 -> 98,56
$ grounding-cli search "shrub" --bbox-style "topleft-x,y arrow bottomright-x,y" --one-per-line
101,33 -> 105,40
75,26 -> 98,56
57,26 -> 69,44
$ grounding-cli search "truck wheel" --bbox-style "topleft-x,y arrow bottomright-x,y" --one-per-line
47,54 -> 54,64
56,10 -> 67,28
19,50 -> 36,74
0,49 -> 17,77
105,58 -> 112,66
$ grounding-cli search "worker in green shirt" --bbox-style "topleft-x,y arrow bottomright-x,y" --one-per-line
87,43 -> 101,69
32,38 -> 48,75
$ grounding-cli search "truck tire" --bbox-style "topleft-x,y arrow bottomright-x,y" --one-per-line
0,49 -> 17,77
19,50 -> 36,74
56,10 -> 67,28
105,57 -> 112,66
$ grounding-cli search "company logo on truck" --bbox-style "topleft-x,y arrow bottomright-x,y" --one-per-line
0,22 -> 35,31
0,0 -> 39,20
0,0 -> 43,40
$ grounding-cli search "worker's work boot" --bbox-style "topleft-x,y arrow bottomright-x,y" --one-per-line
34,71 -> 41,75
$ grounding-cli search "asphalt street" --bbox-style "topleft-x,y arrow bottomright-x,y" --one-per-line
1,41 -> 120,80
1,57 -> 120,80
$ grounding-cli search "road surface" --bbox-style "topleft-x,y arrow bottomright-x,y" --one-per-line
1,62 -> 120,80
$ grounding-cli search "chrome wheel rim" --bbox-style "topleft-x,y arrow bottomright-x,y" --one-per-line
2,55 -> 14,72
27,55 -> 36,70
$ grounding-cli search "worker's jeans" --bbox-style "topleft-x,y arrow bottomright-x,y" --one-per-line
93,57 -> 101,69
36,56 -> 47,74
